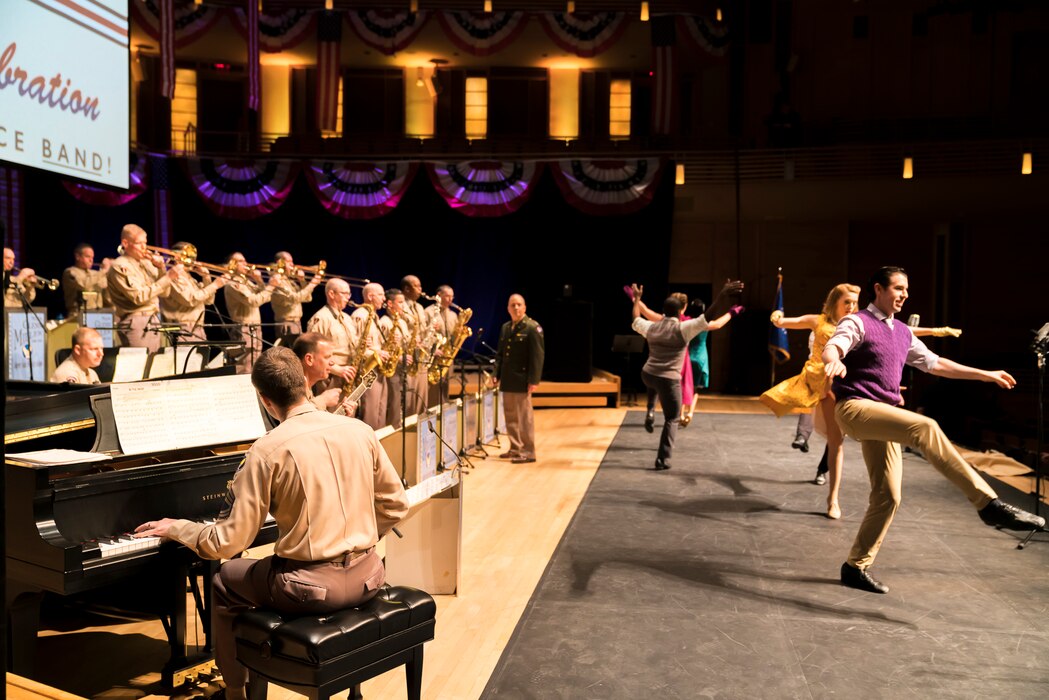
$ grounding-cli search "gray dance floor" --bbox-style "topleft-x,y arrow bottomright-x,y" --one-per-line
482,412 -> 1049,699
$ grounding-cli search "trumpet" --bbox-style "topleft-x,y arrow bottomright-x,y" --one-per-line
31,275 -> 61,291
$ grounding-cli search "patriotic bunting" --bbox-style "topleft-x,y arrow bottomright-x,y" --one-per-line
437,11 -> 528,56
347,10 -> 431,56
426,161 -> 541,217
231,7 -> 316,53
316,11 -> 343,133
678,15 -> 730,58
131,0 -> 223,48
247,0 -> 260,112
185,159 -> 299,220
537,12 -> 629,58
650,16 -> 679,136
550,159 -> 663,215
304,161 -> 418,220
62,153 -> 149,207
159,0 -> 175,100
0,166 -> 25,259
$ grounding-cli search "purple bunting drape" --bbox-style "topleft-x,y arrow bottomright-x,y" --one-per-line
185,158 -> 299,220
62,152 -> 149,206
347,10 -> 430,56
550,159 -> 664,215
304,161 -> 417,220
426,160 -> 541,217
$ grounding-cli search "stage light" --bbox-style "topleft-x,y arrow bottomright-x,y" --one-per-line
675,163 -> 685,185
567,2 -> 576,13
716,8 -> 723,22
410,1 -> 419,13
325,0 -> 333,12
416,67 -> 425,87
641,2 -> 649,22
1022,152 -> 1033,175
484,1 -> 493,13
902,157 -> 914,180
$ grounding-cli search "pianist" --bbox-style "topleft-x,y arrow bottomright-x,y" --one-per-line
49,327 -> 104,384
133,347 -> 408,700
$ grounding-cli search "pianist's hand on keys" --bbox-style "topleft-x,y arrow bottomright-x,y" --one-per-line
133,517 -> 182,539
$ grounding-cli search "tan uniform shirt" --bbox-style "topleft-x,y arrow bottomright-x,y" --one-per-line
4,281 -> 35,308
62,266 -> 109,314
306,305 -> 359,366
271,278 -> 319,323
223,279 -> 272,325
352,306 -> 384,352
106,254 -> 172,317
49,357 -> 100,384
167,403 -> 409,561
161,271 -> 219,325
404,299 -> 429,352
425,306 -> 458,341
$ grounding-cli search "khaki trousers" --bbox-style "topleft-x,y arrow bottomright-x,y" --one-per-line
359,375 -> 388,430
835,398 -> 998,570
385,372 -> 405,429
116,312 -> 163,352
211,551 -> 384,689
502,391 -> 536,459
408,371 -> 429,416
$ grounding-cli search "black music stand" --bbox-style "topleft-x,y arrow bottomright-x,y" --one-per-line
612,334 -> 645,406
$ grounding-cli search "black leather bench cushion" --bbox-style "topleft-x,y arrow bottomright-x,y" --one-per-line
234,585 -> 436,687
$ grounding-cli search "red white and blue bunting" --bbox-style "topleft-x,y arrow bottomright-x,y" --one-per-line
304,161 -> 418,220
62,152 -> 149,207
437,11 -> 528,56
231,7 -> 316,53
347,10 -> 431,56
678,15 -> 730,58
131,0 -> 224,48
537,12 -> 629,58
426,161 -> 541,217
550,159 -> 664,215
185,159 -> 299,220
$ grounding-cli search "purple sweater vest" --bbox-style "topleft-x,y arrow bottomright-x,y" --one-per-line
834,309 -> 912,406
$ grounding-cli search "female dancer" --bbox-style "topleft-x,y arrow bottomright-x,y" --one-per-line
760,283 -> 860,519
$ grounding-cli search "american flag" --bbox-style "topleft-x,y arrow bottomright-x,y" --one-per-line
248,0 -> 260,111
160,0 -> 175,100
0,167 -> 25,258
316,10 -> 343,132
650,15 -> 678,136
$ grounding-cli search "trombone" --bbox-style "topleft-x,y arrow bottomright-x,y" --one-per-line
298,260 -> 369,285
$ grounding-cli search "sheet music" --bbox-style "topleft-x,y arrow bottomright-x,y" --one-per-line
5,448 -> 112,466
416,413 -> 438,482
147,350 -> 174,378
441,402 -> 458,467
109,373 -> 267,455
405,470 -> 459,508
112,347 -> 149,382
146,347 -> 204,378
82,310 -> 115,347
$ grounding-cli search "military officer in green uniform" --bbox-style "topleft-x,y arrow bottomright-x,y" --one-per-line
494,294 -> 545,463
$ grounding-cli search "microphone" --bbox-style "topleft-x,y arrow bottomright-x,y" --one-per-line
1032,322 -> 1049,353
907,314 -> 920,328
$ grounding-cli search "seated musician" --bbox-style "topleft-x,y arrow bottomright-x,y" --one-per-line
134,347 -> 409,700
292,332 -> 358,416
49,327 -> 105,384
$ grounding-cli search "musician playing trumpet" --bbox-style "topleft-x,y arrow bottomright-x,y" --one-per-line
3,246 -> 37,308
160,241 -> 225,339
107,224 -> 182,351
223,252 -> 279,373
271,251 -> 323,337
305,278 -> 358,389
61,243 -> 111,315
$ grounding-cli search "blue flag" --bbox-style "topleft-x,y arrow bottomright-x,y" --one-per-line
769,272 -> 790,364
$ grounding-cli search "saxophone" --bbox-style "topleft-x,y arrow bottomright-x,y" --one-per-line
349,303 -> 380,389
427,308 -> 473,385
377,312 -> 404,378
404,312 -> 422,376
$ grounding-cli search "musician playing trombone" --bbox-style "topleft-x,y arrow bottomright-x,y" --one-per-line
271,251 -> 323,337
61,243 -> 111,316
160,241 -> 226,340
223,251 -> 280,373
107,224 -> 182,352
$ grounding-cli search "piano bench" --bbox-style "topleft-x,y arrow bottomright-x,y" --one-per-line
234,585 -> 436,700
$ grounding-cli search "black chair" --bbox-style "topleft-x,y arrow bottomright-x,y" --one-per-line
235,585 -> 436,700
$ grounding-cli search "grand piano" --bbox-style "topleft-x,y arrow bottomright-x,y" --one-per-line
4,371 -> 278,689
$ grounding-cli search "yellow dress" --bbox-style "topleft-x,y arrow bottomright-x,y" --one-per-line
759,314 -> 837,418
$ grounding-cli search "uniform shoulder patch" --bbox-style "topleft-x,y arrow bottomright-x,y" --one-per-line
535,324 -> 543,334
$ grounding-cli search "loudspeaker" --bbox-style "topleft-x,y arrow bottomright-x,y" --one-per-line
542,299 -> 592,383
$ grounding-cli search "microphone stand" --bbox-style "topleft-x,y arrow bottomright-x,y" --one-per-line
13,283 -> 46,381
428,419 -> 467,479
1018,328 -> 1048,549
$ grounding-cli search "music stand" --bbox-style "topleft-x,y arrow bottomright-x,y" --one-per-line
612,334 -> 645,406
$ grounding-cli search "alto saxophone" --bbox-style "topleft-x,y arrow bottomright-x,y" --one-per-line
349,303 -> 380,389
377,312 -> 404,378
404,312 -> 422,376
427,308 -> 473,385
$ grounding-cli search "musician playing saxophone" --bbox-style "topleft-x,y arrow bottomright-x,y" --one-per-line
424,284 -> 458,403
305,279 -> 357,388
379,288 -> 411,428
400,274 -> 431,415
292,332 -> 358,415
353,282 -> 391,430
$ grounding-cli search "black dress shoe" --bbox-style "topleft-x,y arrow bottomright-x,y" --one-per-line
644,412 -> 655,433
840,562 -> 889,594
653,459 -> 671,471
978,498 -> 1046,531
791,434 -> 809,452
498,451 -> 515,459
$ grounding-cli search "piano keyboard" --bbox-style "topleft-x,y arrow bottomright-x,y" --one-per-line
84,515 -> 276,560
